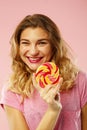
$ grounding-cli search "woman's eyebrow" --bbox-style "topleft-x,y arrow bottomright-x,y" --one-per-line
20,38 -> 49,42
38,38 -> 49,41
20,39 -> 30,42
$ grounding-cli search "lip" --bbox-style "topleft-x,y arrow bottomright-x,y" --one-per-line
27,57 -> 42,63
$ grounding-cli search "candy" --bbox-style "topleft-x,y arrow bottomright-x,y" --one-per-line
35,62 -> 60,88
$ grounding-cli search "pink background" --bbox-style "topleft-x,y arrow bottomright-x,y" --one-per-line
0,0 -> 87,129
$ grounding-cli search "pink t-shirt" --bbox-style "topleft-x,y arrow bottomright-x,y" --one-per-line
0,71 -> 87,130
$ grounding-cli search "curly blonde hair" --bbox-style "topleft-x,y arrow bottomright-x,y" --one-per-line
8,14 -> 79,97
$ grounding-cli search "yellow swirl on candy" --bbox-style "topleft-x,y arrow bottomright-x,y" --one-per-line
35,62 -> 60,88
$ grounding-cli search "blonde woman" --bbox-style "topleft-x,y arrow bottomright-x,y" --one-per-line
0,14 -> 87,130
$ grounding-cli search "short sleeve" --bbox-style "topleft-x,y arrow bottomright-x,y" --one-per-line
0,85 -> 24,112
78,72 -> 87,108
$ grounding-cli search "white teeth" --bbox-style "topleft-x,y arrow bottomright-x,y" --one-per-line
29,58 -> 40,60
28,57 -> 42,62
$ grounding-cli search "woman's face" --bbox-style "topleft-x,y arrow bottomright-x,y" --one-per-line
19,27 -> 52,71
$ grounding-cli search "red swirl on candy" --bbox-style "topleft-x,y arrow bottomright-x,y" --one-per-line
35,62 -> 60,88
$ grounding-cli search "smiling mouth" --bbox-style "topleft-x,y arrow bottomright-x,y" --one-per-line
27,57 -> 42,63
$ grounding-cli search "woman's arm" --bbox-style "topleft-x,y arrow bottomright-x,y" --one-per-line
81,103 -> 87,130
4,105 -> 29,130
36,105 -> 61,130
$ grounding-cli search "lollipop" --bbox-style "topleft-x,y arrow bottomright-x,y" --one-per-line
35,62 -> 60,88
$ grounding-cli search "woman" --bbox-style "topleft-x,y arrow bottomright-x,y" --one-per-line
0,14 -> 87,130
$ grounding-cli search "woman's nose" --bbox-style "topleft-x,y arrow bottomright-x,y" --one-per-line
29,45 -> 39,56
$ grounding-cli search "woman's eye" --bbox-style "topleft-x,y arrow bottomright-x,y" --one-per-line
20,41 -> 29,45
39,41 -> 47,45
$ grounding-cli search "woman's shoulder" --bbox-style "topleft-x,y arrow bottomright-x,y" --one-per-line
1,82 -> 17,98
77,70 -> 87,81
76,70 -> 87,107
75,70 -> 87,89
74,70 -> 87,87
0,82 -> 23,112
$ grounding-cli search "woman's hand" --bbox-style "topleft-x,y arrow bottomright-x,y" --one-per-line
32,73 -> 63,112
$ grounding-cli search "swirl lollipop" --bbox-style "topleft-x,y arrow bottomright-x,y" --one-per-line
35,62 -> 60,88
